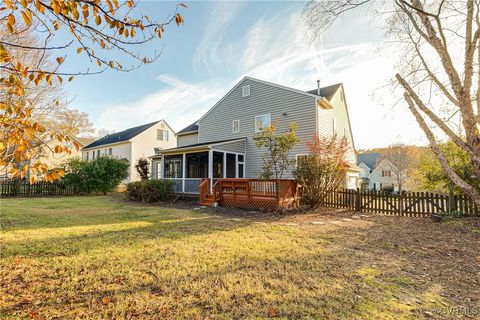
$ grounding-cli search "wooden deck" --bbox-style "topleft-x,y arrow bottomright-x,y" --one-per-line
199,178 -> 300,211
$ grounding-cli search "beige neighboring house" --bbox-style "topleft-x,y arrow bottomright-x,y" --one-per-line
0,136 -> 94,179
82,120 -> 176,183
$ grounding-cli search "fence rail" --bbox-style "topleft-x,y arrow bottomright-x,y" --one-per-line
322,189 -> 479,216
0,180 -> 78,197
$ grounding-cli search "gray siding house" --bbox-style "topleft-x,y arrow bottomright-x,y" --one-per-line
150,77 -> 360,193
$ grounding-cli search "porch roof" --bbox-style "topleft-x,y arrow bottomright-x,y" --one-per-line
150,138 -> 247,158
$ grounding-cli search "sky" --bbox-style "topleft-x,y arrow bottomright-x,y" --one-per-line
59,1 -> 428,150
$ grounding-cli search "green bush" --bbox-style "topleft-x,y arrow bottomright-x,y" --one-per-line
62,157 -> 129,194
126,179 -> 175,202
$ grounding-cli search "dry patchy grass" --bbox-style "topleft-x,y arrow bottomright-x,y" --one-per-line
0,196 -> 479,319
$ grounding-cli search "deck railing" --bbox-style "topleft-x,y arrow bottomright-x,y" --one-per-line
200,178 -> 299,210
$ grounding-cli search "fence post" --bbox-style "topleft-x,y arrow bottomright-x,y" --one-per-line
399,191 -> 404,215
448,192 -> 457,213
355,188 -> 361,212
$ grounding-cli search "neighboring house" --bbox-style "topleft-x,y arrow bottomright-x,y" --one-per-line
150,76 -> 361,193
357,152 -> 402,191
82,120 -> 176,183
0,136 -> 93,179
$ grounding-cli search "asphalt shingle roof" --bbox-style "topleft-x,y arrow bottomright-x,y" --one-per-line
84,121 -> 160,149
177,122 -> 199,135
357,152 -> 381,170
305,83 -> 343,101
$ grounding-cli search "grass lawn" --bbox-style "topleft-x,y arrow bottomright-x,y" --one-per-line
1,196 -> 479,319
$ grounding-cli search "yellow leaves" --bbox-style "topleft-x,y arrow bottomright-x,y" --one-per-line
54,145 -> 63,153
56,57 -> 64,64
130,28 -> 136,37
100,39 -> 105,49
106,0 -> 114,14
96,59 -> 102,67
95,15 -> 101,26
53,20 -> 60,31
108,60 -> 114,68
35,0 -> 45,13
76,47 -> 83,54
6,14 -> 15,33
73,141 -> 80,151
68,76 -> 74,82
20,9 -> 32,26
57,76 -> 63,84
4,0 -> 14,9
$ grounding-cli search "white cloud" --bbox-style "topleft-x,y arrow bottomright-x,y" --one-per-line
193,1 -> 244,74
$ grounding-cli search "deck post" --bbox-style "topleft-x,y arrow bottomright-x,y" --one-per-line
182,153 -> 186,193
208,149 -> 213,192
223,152 -> 226,178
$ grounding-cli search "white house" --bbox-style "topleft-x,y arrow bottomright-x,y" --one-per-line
357,152 -> 402,191
82,120 -> 176,183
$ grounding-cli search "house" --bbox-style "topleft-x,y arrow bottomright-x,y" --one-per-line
150,76 -> 361,194
357,152 -> 401,191
82,120 -> 176,183
0,136 -> 94,179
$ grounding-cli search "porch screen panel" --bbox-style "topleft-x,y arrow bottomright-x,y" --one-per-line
164,156 -> 182,178
226,153 -> 236,178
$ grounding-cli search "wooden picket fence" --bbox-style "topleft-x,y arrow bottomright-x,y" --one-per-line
0,179 -> 78,197
322,189 -> 479,217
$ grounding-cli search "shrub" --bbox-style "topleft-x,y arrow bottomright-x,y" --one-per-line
294,134 -> 348,208
126,179 -> 175,202
63,157 -> 129,194
135,157 -> 149,180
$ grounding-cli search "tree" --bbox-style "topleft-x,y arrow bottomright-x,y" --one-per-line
135,157 -> 149,180
1,0 -> 186,182
418,141 -> 479,195
303,0 -> 480,206
377,143 -> 419,191
253,121 -> 299,180
294,134 -> 348,208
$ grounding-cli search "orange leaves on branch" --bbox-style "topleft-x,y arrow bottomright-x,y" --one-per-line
56,57 -> 64,64
175,13 -> 184,26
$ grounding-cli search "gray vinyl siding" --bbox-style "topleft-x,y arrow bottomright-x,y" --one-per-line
317,86 -> 357,164
177,133 -> 198,147
198,78 -> 317,178
212,139 -> 246,154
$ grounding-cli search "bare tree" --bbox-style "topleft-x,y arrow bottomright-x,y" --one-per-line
304,0 -> 480,206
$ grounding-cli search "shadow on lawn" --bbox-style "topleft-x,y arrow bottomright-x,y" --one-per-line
1,214 -> 252,258
2,221 -> 453,319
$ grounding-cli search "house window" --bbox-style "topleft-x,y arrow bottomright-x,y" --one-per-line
97,150 -> 100,158
242,85 -> 250,97
109,148 -> 112,156
255,114 -> 271,133
296,154 -> 309,167
86,152 -> 89,161
237,154 -> 245,178
382,170 -> 391,177
232,120 -> 240,134
92,151 -> 95,159
157,129 -> 169,141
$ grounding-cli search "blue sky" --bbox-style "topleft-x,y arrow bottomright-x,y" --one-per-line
60,1 -> 426,149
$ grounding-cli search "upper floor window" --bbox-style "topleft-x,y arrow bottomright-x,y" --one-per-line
255,114 -> 271,133
242,85 -> 251,97
109,148 -> 112,156
157,129 -> 169,141
232,120 -> 240,134
382,170 -> 391,177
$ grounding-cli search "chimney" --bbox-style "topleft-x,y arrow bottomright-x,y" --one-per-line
316,79 -> 321,96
